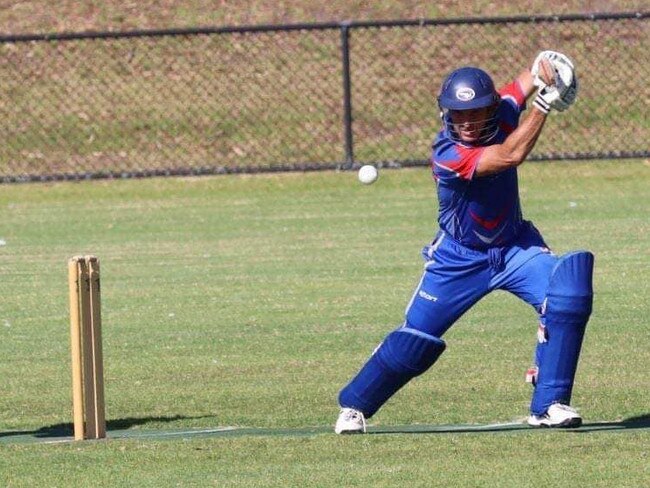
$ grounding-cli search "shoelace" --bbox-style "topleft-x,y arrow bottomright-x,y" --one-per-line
344,410 -> 367,432
553,404 -> 578,414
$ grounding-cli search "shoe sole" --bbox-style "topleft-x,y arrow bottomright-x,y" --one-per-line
528,417 -> 582,428
336,430 -> 364,435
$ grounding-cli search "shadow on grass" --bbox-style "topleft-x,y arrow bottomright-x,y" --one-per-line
0,414 -> 214,439
368,414 -> 650,435
572,414 -> 650,433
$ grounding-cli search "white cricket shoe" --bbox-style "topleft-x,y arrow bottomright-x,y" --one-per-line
527,403 -> 582,428
334,408 -> 367,434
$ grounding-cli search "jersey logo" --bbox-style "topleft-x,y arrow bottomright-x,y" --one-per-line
469,208 -> 508,230
473,223 -> 507,244
456,87 -> 475,101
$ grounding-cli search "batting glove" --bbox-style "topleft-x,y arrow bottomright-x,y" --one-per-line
533,85 -> 560,114
532,50 -> 579,113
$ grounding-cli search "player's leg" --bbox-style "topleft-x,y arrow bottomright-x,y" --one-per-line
335,326 -> 447,433
495,244 -> 594,427
528,251 -> 594,426
336,237 -> 489,433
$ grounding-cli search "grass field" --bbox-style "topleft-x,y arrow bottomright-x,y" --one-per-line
0,161 -> 648,486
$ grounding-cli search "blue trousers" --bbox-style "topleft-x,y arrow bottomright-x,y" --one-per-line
405,222 -> 556,338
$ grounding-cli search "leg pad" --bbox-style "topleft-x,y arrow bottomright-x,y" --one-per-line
531,251 -> 594,415
339,328 -> 445,418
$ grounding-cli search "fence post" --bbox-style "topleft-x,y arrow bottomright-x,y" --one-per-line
340,23 -> 354,168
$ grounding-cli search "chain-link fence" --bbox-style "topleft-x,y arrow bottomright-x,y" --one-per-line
0,12 -> 647,183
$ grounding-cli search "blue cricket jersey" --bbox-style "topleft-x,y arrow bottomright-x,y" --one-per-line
431,80 -> 527,249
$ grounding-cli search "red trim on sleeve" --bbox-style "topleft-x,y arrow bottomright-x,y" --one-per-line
434,145 -> 483,180
498,80 -> 526,108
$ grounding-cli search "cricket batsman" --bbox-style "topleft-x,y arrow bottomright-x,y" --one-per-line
335,51 -> 593,433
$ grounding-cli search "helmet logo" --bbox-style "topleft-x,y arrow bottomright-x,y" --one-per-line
456,87 -> 475,101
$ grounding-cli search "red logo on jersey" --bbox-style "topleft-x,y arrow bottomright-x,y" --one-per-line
469,207 -> 509,230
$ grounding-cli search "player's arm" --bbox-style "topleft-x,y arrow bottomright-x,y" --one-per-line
516,68 -> 536,100
475,59 -> 555,177
475,107 -> 547,177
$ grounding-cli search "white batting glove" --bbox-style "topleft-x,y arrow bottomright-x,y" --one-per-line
531,50 -> 578,113
551,75 -> 579,112
533,85 -> 560,114
532,50 -> 575,88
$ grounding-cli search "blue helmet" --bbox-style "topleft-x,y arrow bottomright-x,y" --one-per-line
437,66 -> 501,145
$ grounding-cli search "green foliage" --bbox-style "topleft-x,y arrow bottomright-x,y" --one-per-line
0,161 -> 648,486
